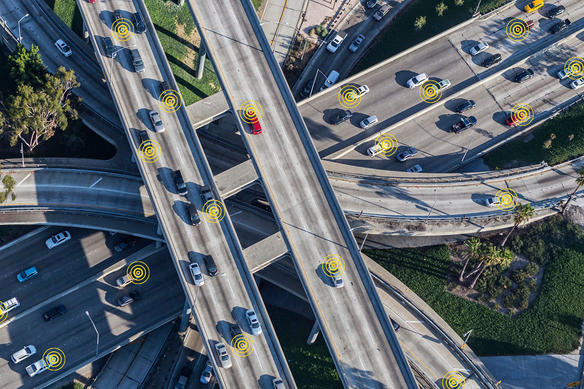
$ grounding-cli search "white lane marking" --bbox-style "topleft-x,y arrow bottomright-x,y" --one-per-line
88,177 -> 103,188
16,173 -> 31,187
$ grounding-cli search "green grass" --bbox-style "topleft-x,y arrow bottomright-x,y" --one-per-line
267,305 -> 341,389
366,223 -> 584,355
58,382 -> 84,389
252,0 -> 263,10
44,0 -> 84,38
485,102 -> 584,169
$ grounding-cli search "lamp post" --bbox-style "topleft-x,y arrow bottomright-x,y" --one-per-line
424,189 -> 438,224
17,13 -> 29,44
85,311 -> 99,357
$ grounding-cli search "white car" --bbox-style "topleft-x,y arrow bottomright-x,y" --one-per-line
11,345 -> 36,364
557,68 -> 576,80
349,85 -> 369,100
3,297 -> 20,313
246,309 -> 262,335
326,33 -> 346,53
273,378 -> 285,389
54,39 -> 72,57
437,79 -> 451,90
407,73 -> 427,88
348,34 -> 365,53
188,262 -> 204,286
200,360 -> 213,384
570,78 -> 584,90
406,164 -> 422,173
484,196 -> 498,207
148,110 -> 165,133
45,231 -> 71,249
332,275 -> 344,288
25,359 -> 47,377
359,115 -> 378,128
469,41 -> 489,56
214,342 -> 232,368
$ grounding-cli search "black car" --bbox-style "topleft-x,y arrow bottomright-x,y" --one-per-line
136,129 -> 149,145
103,37 -> 115,58
482,53 -> 502,68
188,204 -> 201,226
514,68 -> 534,83
43,304 -> 67,321
455,99 -> 475,113
451,115 -> 477,133
546,5 -> 565,18
550,19 -> 570,34
230,324 -> 243,339
332,110 -> 352,125
203,254 -> 217,276
173,170 -> 187,195
299,82 -> 312,98
113,10 -> 123,22
160,80 -> 170,94
132,12 -> 146,33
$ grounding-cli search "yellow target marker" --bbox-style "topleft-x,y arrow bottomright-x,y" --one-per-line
127,261 -> 150,284
111,18 -> 135,42
505,18 -> 529,41
441,371 -> 465,389
564,57 -> 584,80
338,85 -> 362,109
419,80 -> 442,104
202,200 -> 225,223
495,188 -> 518,211
158,90 -> 182,113
138,139 -> 161,163
322,254 -> 345,278
239,101 -> 263,124
230,334 -> 255,357
510,103 -> 534,126
374,134 -> 399,157
0,301 -> 7,324
42,348 -> 66,371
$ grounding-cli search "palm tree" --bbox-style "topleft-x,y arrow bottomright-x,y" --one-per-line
501,203 -> 535,247
459,237 -> 481,282
562,167 -> 584,214
469,245 -> 513,289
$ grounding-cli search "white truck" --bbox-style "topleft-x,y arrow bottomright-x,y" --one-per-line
2,297 -> 20,313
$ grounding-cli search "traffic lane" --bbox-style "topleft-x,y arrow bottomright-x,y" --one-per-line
0,250 -> 183,389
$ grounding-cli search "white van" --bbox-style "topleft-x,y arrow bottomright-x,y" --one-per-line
321,70 -> 340,91
11,345 -> 36,364
367,143 -> 384,156
3,297 -> 20,313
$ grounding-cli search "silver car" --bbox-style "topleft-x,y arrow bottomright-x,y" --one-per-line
246,309 -> 262,335
214,342 -> 232,368
11,345 -> 36,364
148,110 -> 165,133
359,115 -> 378,129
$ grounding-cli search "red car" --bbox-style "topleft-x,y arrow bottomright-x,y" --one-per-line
87,0 -> 96,3
248,114 -> 262,135
505,114 -> 521,127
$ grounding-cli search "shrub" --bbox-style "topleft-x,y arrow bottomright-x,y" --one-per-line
527,279 -> 537,291
511,270 -> 527,285
502,294 -> 515,308
487,281 -> 502,298
414,16 -> 427,30
436,2 -> 448,16
455,0 -> 464,5
498,276 -> 512,290
515,286 -> 531,301
524,263 -> 540,277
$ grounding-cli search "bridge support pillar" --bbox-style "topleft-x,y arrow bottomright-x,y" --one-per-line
196,43 -> 206,80
306,320 -> 320,345
179,299 -> 191,333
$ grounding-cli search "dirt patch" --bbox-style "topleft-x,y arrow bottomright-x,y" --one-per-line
175,22 -> 200,66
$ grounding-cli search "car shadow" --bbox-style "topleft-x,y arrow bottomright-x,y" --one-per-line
156,167 -> 176,194
172,200 -> 191,225
142,78 -> 161,100
471,52 -> 490,67
435,114 -> 457,133
445,98 -> 469,112
501,67 -> 521,82
231,306 -> 249,333
395,70 -> 418,88
471,193 -> 493,207
460,39 -> 479,55
215,319 -> 233,344
492,111 -> 509,126
314,263 -> 334,288
136,108 -> 152,131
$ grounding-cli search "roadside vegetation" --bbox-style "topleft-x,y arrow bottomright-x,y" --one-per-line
366,215 -> 584,355
44,0 -> 84,37
485,102 -> 584,169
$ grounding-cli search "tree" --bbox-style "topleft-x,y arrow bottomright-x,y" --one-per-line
501,203 -> 535,247
8,44 -> 46,88
468,245 -> 513,289
562,167 -> 584,214
459,237 -> 481,282
414,16 -> 427,30
436,2 -> 448,16
0,66 -> 79,151
455,0 -> 464,5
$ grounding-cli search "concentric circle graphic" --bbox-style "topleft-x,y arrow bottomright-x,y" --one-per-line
0,301 -> 7,324
563,57 -> 584,80
202,200 -> 225,223
374,134 -> 399,157
505,18 -> 529,41
138,139 -> 161,163
510,103 -> 534,126
42,348 -> 66,371
158,90 -> 182,113
111,18 -> 135,42
441,371 -> 465,389
495,189 -> 518,211
322,254 -> 345,278
239,101 -> 263,124
338,85 -> 362,109
126,261 -> 150,285
419,80 -> 442,104
230,334 -> 255,357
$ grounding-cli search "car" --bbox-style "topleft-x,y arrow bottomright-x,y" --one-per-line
25,359 -> 47,377
391,319 -> 400,332
117,291 -> 139,307
526,19 -> 535,29
203,254 -> 218,276
366,0 -> 378,8
200,186 -> 214,203
332,275 -> 344,288
230,323 -> 243,339
484,196 -> 498,207
132,12 -> 146,33
248,112 -> 262,135
514,68 -> 534,83
173,170 -> 187,195
43,304 -> 67,321
159,80 -> 170,94
45,231 -> 71,249
332,110 -> 352,125
524,0 -> 543,13
87,0 -> 96,3
437,79 -> 451,90
246,309 -> 262,335
546,5 -> 565,18
407,164 -> 423,173
136,129 -> 149,144
357,85 -> 370,96
367,143 -> 384,157
571,78 -> 584,90
505,113 -> 521,127
407,73 -> 427,88
273,378 -> 285,389
189,262 -> 204,286
174,375 -> 188,389
188,204 -> 201,226
550,19 -> 570,34
54,39 -> 72,57
469,41 -> 488,56
200,360 -> 213,384
113,237 -> 136,252
130,49 -> 145,73
3,297 -> 20,313
11,345 -> 37,364
455,99 -> 476,113
300,81 -> 313,98
451,115 -> 477,133
321,70 -> 340,90
214,342 -> 232,368
348,34 -> 365,53
103,37 -> 116,58
396,147 -> 418,162
482,53 -> 502,68
558,67 -> 577,80
116,274 -> 133,287
373,4 -> 390,21
359,115 -> 378,129
113,10 -> 123,22
326,33 -> 346,53
17,266 -> 38,283
148,110 -> 165,133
